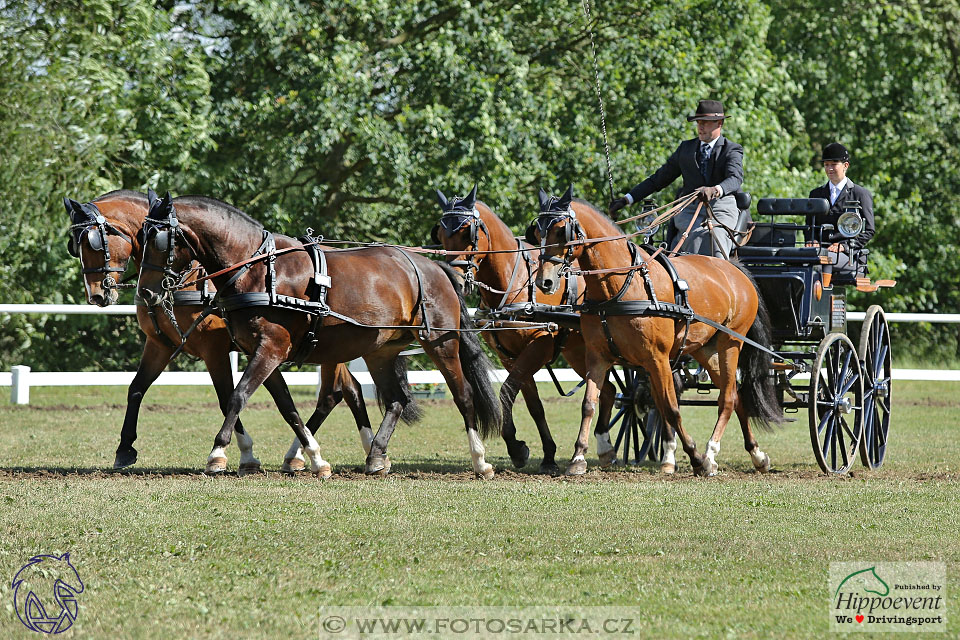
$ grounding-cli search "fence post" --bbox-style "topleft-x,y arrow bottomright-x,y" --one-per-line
11,365 -> 30,405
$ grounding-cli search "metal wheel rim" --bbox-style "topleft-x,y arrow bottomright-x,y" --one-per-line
809,333 -> 864,474
859,305 -> 892,469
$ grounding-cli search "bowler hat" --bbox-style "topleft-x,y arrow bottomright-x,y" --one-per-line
822,142 -> 850,162
687,99 -> 729,121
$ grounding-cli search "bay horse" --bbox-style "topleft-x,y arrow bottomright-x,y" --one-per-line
432,186 -> 617,475
530,188 -> 782,476
136,193 -> 502,478
64,190 -> 373,472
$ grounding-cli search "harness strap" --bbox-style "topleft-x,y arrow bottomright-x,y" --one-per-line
290,234 -> 332,366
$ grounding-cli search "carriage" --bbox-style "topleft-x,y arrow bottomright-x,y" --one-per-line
603,196 -> 894,475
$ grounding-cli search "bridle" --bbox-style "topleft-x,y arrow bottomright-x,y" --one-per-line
526,206 -> 585,271
432,205 -> 490,293
138,201 -> 203,341
67,201 -> 136,292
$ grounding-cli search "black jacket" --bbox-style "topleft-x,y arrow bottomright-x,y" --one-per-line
806,181 -> 875,250
627,136 -> 744,202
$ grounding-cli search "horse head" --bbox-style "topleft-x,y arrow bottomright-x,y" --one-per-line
136,190 -> 196,308
13,552 -> 84,634
431,184 -> 489,282
527,185 -> 582,294
63,194 -> 138,306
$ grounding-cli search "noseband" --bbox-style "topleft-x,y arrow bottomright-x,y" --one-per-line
68,202 -> 135,291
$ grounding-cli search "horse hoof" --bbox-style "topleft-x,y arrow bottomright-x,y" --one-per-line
695,460 -> 718,477
660,462 -> 676,475
475,464 -> 495,480
365,456 -> 391,476
510,443 -> 531,469
565,459 -> 588,476
539,462 -> 561,476
113,448 -> 138,469
315,464 -> 332,480
755,453 -> 771,474
205,457 -> 228,474
281,457 -> 305,474
597,449 -> 618,468
238,461 -> 263,477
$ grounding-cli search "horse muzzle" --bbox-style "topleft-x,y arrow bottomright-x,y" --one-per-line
138,288 -> 163,307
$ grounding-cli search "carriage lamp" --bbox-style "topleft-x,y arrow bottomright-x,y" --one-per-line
837,201 -> 864,238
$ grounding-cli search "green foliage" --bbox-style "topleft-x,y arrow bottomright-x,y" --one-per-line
1,0 -> 958,369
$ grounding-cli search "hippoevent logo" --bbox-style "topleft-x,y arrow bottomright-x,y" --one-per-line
830,562 -> 946,632
11,553 -> 84,634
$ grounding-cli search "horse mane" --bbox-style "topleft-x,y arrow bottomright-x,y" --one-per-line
572,197 -> 620,236
93,189 -> 146,203
173,195 -> 264,229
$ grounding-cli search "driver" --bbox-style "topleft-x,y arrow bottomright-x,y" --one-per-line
806,142 -> 875,280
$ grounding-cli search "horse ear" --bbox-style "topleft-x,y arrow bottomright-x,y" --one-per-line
464,183 -> 478,207
559,184 -> 574,208
64,198 -> 84,224
436,189 -> 448,210
147,189 -> 159,208
430,224 -> 441,245
538,188 -> 549,211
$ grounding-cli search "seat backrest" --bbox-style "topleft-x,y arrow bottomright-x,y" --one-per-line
756,198 -> 829,216
734,191 -> 751,211
746,224 -> 795,247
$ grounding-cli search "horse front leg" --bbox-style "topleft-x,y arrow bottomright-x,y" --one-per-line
262,369 -> 332,479
115,338 -> 171,469
500,336 -> 556,471
647,355 -> 703,475
566,361 -> 612,477
202,345 -> 262,477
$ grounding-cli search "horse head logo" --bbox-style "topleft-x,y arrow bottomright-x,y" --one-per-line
835,566 -> 890,599
12,553 -> 84,634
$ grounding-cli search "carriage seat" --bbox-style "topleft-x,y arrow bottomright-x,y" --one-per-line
736,198 -> 827,262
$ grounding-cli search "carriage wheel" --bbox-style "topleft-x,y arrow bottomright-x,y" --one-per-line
608,367 -> 662,465
858,305 -> 892,469
809,333 -> 864,474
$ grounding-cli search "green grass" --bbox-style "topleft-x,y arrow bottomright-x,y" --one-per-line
0,382 -> 957,639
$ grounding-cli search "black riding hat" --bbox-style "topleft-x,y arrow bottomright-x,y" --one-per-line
822,142 -> 850,163
687,99 -> 729,121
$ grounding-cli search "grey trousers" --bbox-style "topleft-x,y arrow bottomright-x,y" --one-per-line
671,194 -> 738,258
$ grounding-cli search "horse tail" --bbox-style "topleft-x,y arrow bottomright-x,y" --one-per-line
731,259 -> 784,431
436,261 -> 503,439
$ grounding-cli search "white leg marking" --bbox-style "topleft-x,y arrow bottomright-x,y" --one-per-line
571,453 -> 586,464
596,432 -> 613,456
235,429 -> 260,466
208,446 -> 227,463
750,446 -> 771,472
358,426 -> 374,456
704,439 -> 720,476
662,439 -> 677,468
302,433 -> 331,478
284,437 -> 303,462
467,429 -> 494,479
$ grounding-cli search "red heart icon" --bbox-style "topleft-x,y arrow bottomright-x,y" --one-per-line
856,615 -> 864,623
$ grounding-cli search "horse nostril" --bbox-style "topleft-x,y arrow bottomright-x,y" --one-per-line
140,289 -> 159,305
90,294 -> 105,307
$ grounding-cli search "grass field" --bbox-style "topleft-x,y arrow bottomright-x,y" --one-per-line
0,381 -> 957,639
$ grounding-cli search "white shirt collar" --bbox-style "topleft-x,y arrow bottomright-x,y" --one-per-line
700,136 -> 721,152
829,177 -> 849,193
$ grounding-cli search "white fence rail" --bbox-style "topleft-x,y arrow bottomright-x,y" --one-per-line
3,304 -> 959,404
